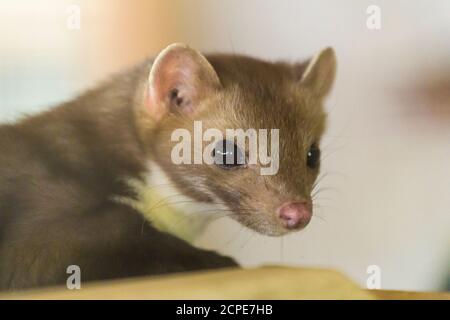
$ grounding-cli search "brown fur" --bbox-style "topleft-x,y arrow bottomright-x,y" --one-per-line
0,45 -> 335,290
0,60 -> 235,291
145,49 -> 334,236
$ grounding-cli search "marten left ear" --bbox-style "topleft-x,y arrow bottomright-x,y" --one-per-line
299,47 -> 336,98
146,43 -> 222,121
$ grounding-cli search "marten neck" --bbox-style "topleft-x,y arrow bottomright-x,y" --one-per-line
14,61 -> 152,198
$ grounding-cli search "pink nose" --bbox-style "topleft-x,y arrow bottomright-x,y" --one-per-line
277,201 -> 312,230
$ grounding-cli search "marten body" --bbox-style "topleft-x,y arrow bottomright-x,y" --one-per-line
0,44 -> 336,290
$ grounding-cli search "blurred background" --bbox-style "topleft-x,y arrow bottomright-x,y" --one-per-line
0,0 -> 449,291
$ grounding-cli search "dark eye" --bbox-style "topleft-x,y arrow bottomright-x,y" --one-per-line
307,143 -> 321,169
212,140 -> 246,169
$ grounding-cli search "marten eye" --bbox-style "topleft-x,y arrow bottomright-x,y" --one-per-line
212,140 -> 245,169
307,143 -> 320,169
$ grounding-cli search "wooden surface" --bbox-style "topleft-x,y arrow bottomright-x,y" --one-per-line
1,266 -> 448,300
370,289 -> 450,300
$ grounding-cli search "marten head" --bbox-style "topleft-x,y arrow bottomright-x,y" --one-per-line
136,43 -> 336,236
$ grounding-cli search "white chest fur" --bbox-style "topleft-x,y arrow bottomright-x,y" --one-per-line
117,161 -> 230,244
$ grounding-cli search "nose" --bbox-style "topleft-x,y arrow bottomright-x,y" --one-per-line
277,201 -> 312,230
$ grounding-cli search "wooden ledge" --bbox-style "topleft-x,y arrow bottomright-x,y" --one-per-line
1,266 -> 448,300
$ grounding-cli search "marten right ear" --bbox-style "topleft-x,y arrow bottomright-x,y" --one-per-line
298,47 -> 336,98
146,43 -> 222,121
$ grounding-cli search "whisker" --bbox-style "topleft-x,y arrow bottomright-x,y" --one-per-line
240,230 -> 255,249
223,224 -> 246,248
312,214 -> 327,223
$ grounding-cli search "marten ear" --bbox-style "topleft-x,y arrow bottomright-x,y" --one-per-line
146,43 -> 222,121
299,47 -> 336,98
